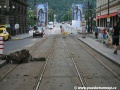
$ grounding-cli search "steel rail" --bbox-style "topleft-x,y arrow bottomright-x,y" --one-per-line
33,37 -> 56,90
0,38 -> 47,82
0,64 -> 18,82
71,35 -> 120,81
63,36 -> 88,90
29,38 -> 47,54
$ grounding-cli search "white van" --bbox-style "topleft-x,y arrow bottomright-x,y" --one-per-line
47,22 -> 54,29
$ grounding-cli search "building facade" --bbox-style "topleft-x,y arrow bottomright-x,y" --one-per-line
96,0 -> 120,28
0,0 -> 28,36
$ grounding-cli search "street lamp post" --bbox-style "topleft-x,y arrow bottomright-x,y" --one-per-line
88,1 -> 90,33
46,3 -> 48,26
90,9 -> 92,33
44,11 -> 46,26
108,0 -> 109,15
107,0 -> 110,31
88,1 -> 93,33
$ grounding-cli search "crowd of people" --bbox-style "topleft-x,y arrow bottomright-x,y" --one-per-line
93,22 -> 120,54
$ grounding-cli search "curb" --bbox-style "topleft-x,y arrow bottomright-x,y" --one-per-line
78,38 -> 120,67
0,60 -> 7,68
13,38 -> 22,40
11,36 -> 32,40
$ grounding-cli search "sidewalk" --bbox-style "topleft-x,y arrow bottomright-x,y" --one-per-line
77,33 -> 120,66
11,30 -> 33,40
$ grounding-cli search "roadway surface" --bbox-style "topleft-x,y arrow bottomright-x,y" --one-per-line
4,23 -> 73,55
0,24 -> 120,90
4,36 -> 41,54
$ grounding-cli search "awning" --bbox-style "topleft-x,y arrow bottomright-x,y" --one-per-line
96,12 -> 118,19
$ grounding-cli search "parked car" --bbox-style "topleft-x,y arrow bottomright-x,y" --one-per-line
0,25 -> 9,41
33,26 -> 43,37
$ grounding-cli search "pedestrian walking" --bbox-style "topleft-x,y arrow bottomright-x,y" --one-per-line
112,22 -> 120,54
60,25 -> 64,34
60,25 -> 62,29
60,25 -> 63,34
14,23 -> 19,36
94,26 -> 99,39
41,27 -> 45,37
27,26 -> 30,34
103,27 -> 107,39
61,28 -> 64,34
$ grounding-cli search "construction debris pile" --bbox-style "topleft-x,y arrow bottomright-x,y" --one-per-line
8,49 -> 32,64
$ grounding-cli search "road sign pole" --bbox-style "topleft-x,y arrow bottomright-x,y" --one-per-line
108,0 -> 109,15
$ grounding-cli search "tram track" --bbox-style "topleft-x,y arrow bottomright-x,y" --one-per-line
69,35 -> 120,81
33,34 -> 120,90
33,35 -> 83,90
63,36 -> 88,90
33,36 -> 56,90
61,34 -> 120,89
0,38 -> 47,82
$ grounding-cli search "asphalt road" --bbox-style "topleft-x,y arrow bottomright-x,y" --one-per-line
4,36 -> 42,54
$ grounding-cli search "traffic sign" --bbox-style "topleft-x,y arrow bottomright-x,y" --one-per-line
82,22 -> 85,26
106,15 -> 110,18
107,18 -> 110,22
107,15 -> 110,22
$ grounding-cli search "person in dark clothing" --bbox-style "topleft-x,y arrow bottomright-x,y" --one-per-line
41,27 -> 45,37
112,22 -> 120,54
94,26 -> 99,39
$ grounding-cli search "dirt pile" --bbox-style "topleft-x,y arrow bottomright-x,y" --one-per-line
8,49 -> 32,64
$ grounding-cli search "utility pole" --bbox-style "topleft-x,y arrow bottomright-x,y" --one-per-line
90,4 -> 93,33
88,1 -> 90,33
99,5 -> 101,27
108,0 -> 109,15
107,0 -> 110,31
47,2 -> 48,25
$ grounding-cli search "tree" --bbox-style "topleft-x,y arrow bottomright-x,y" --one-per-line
28,9 -> 34,26
48,9 -> 56,22
62,9 -> 72,22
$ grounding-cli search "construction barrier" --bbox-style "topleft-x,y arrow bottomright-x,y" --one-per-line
63,31 -> 68,35
0,37 -> 3,57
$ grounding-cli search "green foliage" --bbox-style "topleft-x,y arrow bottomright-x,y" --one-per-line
28,10 -> 34,26
28,0 -> 96,22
